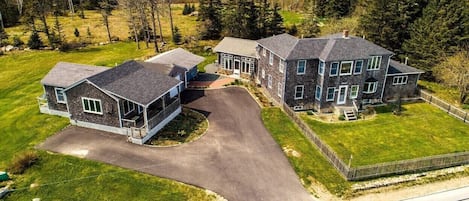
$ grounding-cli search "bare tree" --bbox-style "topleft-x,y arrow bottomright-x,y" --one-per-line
148,0 -> 160,52
167,0 -> 175,40
119,0 -> 141,49
434,51 -> 469,104
99,0 -> 113,43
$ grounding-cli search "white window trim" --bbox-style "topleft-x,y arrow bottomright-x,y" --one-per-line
315,85 -> 322,101
279,60 -> 285,73
267,74 -> 272,89
337,85 -> 348,104
340,61 -> 353,75
354,60 -> 363,74
318,61 -> 325,75
330,62 -> 339,76
261,69 -> 265,79
363,82 -> 378,94
326,87 -> 335,101
82,97 -> 103,115
55,87 -> 66,103
294,85 -> 304,100
350,85 -> 359,99
269,51 -> 274,65
297,60 -> 306,75
392,76 -> 408,85
277,83 -> 283,97
367,56 -> 382,71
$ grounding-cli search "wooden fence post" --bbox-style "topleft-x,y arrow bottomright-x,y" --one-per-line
448,105 -> 451,113
429,95 -> 432,103
464,112 -> 467,122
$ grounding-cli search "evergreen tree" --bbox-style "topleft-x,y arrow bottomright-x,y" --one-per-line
74,28 -> 80,38
172,26 -> 181,44
198,0 -> 223,39
12,35 -> 24,47
287,24 -> 298,36
245,0 -> 260,39
190,4 -> 196,13
27,31 -> 44,49
266,3 -> 285,36
182,3 -> 190,15
324,0 -> 352,18
359,0 -> 428,56
402,0 -> 469,74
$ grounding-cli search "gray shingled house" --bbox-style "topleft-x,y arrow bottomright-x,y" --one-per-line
39,60 -> 183,144
256,31 -> 423,116
145,48 -> 204,89
39,62 -> 108,117
213,37 -> 258,79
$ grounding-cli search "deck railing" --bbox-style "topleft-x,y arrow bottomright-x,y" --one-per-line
148,98 -> 180,130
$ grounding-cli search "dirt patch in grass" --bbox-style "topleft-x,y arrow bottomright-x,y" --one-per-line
147,108 -> 208,146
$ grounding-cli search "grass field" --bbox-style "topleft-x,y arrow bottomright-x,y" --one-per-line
5,4 -> 198,45
280,10 -> 303,26
0,43 -> 215,200
261,108 -> 350,196
301,103 -> 469,167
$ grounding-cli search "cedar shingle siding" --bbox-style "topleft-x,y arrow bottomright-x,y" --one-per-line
383,74 -> 420,101
44,85 -> 68,112
66,81 -> 120,127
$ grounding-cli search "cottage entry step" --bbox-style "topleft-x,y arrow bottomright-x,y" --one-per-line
344,110 -> 357,121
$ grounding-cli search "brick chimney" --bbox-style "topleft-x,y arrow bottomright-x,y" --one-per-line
343,30 -> 350,39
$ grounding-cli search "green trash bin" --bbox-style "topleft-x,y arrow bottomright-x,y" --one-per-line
0,172 -> 9,181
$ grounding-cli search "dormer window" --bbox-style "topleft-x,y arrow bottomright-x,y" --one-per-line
367,56 -> 382,70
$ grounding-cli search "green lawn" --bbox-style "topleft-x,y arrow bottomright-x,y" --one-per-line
0,43 -> 216,200
261,108 -> 350,196
280,10 -> 304,26
301,103 -> 469,167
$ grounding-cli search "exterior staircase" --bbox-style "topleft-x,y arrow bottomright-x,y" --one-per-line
344,110 -> 357,121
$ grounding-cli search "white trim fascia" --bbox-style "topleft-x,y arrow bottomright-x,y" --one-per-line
117,99 -> 123,128
380,56 -> 392,101
386,72 -> 424,76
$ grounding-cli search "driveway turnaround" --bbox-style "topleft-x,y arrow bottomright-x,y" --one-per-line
39,87 -> 315,201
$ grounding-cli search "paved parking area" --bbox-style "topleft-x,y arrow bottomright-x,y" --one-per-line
38,87 -> 314,201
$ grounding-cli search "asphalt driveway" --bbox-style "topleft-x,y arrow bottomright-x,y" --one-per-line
38,87 -> 314,201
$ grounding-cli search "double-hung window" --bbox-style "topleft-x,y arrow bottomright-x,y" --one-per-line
261,69 -> 265,79
326,87 -> 335,101
269,52 -> 274,65
340,61 -> 353,75
367,56 -> 382,70
277,83 -> 283,97
82,97 -> 103,115
354,60 -> 363,74
279,60 -> 285,73
393,76 -> 408,85
267,75 -> 272,88
318,61 -> 325,75
55,87 -> 66,103
350,85 -> 359,99
297,60 -> 306,75
363,82 -> 378,94
294,85 -> 304,100
330,62 -> 339,76
315,85 -> 322,101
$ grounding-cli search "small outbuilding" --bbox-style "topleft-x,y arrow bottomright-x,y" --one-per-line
213,37 -> 258,79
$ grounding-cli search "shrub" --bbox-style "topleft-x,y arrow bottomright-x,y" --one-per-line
0,50 -> 4,56
8,151 -> 39,174
362,106 -> 375,115
27,31 -> 44,49
74,28 -> 80,38
12,35 -> 24,47
338,114 -> 345,121
306,110 -> 314,115
172,26 -> 182,45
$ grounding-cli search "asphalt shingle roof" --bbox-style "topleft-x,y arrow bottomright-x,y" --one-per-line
388,59 -> 425,75
138,61 -> 186,78
213,37 -> 258,58
145,48 -> 205,70
87,60 -> 181,106
41,62 -> 108,88
257,33 -> 394,61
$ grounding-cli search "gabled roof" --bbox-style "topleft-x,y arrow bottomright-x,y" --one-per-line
41,62 -> 108,88
388,60 -> 425,75
145,48 -> 205,70
87,60 -> 182,106
257,33 -> 394,62
214,37 -> 258,58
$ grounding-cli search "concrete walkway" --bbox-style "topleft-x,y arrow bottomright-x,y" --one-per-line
38,88 -> 315,201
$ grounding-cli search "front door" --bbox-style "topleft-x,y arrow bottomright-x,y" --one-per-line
337,85 -> 348,105
234,60 -> 241,76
